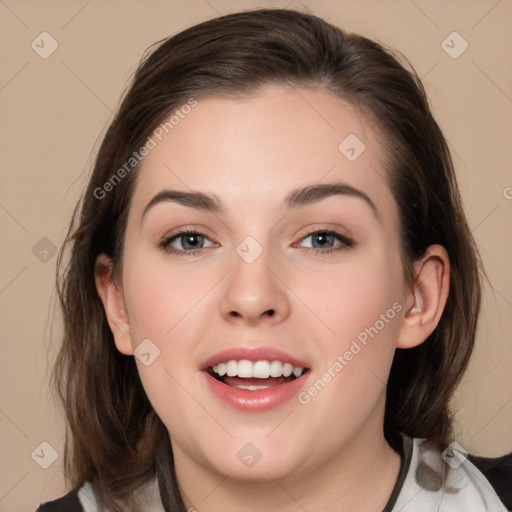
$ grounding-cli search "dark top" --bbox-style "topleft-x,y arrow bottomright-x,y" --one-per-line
36,489 -> 83,512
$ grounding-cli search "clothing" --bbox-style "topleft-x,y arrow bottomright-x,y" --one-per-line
36,436 -> 509,511
384,437 -> 508,511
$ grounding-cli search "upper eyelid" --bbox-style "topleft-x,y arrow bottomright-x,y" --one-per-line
162,226 -> 215,240
163,227 -> 348,239
296,225 -> 352,239
300,228 -> 346,237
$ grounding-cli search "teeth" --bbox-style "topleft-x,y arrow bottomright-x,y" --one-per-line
293,366 -> 303,378
226,360 -> 237,377
253,361 -> 270,378
237,360 -> 253,378
211,359 -> 305,379
269,360 -> 283,377
282,363 -> 293,377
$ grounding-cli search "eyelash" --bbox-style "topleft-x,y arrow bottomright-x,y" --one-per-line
295,229 -> 354,255
158,229 -> 354,256
159,228 -> 215,256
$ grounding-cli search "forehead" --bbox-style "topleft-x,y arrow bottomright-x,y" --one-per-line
130,85 -> 396,221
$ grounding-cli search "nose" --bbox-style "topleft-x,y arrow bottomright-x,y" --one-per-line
219,247 -> 291,326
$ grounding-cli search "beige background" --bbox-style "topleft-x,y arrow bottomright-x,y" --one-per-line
1,1 -> 511,510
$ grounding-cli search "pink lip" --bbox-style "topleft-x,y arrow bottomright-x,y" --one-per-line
200,347 -> 311,412
202,371 -> 310,412
201,347 -> 309,370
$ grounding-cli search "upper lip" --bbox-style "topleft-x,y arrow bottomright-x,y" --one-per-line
201,347 -> 310,371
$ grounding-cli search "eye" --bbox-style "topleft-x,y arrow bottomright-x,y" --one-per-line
160,231 -> 215,254
296,230 -> 353,252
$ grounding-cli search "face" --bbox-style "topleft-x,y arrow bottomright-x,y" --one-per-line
113,86 -> 409,482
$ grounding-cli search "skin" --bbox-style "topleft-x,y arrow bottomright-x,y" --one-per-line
96,85 -> 450,511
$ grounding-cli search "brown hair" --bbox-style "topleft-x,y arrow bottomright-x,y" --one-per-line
54,8 -> 482,511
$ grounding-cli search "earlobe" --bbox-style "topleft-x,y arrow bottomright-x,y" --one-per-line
397,245 -> 450,349
94,253 -> 134,356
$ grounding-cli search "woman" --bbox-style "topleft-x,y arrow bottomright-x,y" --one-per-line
37,8 -> 507,511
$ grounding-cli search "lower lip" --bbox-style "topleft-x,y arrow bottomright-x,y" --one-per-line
203,372 -> 309,412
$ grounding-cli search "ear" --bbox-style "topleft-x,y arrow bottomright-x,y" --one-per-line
396,244 -> 450,349
94,253 -> 134,356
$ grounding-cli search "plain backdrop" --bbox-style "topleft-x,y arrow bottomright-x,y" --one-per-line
0,1 -> 511,510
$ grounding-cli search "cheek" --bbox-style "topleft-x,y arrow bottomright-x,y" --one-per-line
122,251 -> 211,343
294,247 -> 404,347
121,255 -> 208,441
292,247 -> 404,414
120,251 -> 215,404
287,252 -> 404,454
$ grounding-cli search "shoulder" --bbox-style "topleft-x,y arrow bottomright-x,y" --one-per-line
393,437 -> 509,511
36,482 -> 97,512
37,479 -> 165,512
468,451 -> 512,510
36,490 -> 84,512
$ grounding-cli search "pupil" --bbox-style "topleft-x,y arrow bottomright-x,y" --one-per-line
183,234 -> 202,250
313,233 -> 332,248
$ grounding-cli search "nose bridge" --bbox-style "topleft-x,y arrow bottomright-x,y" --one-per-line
219,236 -> 290,324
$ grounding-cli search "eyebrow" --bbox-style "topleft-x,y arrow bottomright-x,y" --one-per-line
284,183 -> 378,217
142,182 -> 378,219
142,189 -> 223,218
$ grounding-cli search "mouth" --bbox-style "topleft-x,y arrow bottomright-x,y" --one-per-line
201,350 -> 311,411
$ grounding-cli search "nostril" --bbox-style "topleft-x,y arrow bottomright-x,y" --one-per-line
228,310 -> 275,318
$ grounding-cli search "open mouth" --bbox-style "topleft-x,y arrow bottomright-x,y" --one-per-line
207,359 -> 310,390
201,349 -> 312,411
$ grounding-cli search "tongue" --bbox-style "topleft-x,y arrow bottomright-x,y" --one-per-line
223,376 -> 294,388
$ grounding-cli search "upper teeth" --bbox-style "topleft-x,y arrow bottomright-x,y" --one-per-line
212,360 -> 304,379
